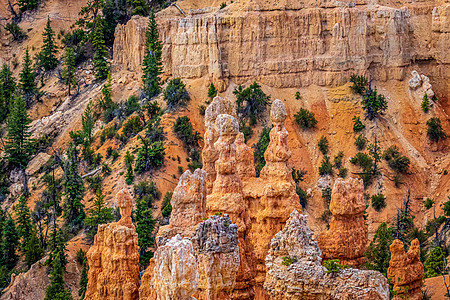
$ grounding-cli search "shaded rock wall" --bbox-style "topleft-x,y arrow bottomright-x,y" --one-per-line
387,239 -> 425,300
318,177 -> 368,265
264,210 -> 389,300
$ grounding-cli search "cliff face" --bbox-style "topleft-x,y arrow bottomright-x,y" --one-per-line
387,239 -> 425,300
113,1 -> 449,96
140,215 -> 240,300
264,210 -> 389,299
318,177 -> 368,265
85,188 -> 140,300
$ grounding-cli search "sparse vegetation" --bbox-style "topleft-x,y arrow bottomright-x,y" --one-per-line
362,87 -> 387,120
294,108 -> 317,129
254,127 -> 270,176
355,134 -> 367,150
164,78 -> 190,109
426,117 -> 446,143
324,259 -> 348,273
350,74 -> 368,95
234,82 -> 270,125
352,116 -> 365,132
383,145 -> 410,174
282,256 -> 297,266
371,193 -> 386,211
319,156 -> 333,176
421,94 -> 430,112
318,136 -> 329,155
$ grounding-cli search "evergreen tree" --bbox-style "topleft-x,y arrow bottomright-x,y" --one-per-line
24,228 -> 43,267
14,193 -> 33,251
45,230 -> 73,300
5,95 -> 33,169
62,47 -> 77,96
0,216 -> 19,269
85,189 -> 113,231
40,17 -> 58,72
132,0 -> 148,16
19,48 -> 37,106
63,143 -> 86,228
142,11 -> 162,98
17,0 -> 39,12
78,259 -> 89,299
92,16 -> 109,80
0,64 -> 16,123
208,82 -> 217,99
99,72 -> 117,122
421,94 -> 430,112
365,222 -> 393,276
126,164 -> 134,185
362,86 -> 387,120
135,194 -> 156,265
425,246 -> 447,278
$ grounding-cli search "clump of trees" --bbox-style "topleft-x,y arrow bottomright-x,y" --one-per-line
294,108 -> 317,129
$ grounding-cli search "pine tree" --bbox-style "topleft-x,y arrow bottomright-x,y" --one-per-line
142,11 -> 162,98
0,216 -> 19,269
135,194 -> 156,265
24,228 -> 43,267
126,164 -> 134,185
17,0 -> 38,12
45,230 -> 73,300
14,193 -> 33,251
132,0 -> 148,16
361,86 -> 387,120
85,189 -> 113,230
5,95 -> 33,169
62,47 -> 77,96
99,71 -> 117,122
19,48 -> 37,106
63,143 -> 86,228
92,16 -> 109,80
78,259 -> 89,299
421,94 -> 430,112
40,17 -> 58,72
208,82 -> 217,99
425,246 -> 447,278
365,222 -> 393,277
0,64 -> 16,123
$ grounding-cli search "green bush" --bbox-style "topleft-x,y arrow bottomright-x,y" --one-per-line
292,167 -> 306,184
134,137 -> 165,173
324,259 -> 344,273
334,151 -> 344,168
350,74 -> 368,95
318,136 -> 329,155
350,152 -> 373,171
355,134 -> 367,150
294,108 -> 317,129
161,192 -> 173,218
296,186 -> 308,208
164,78 -> 190,109
173,116 -> 201,148
6,22 -> 27,41
421,94 -> 430,112
295,91 -> 302,100
371,193 -> 386,211
122,115 -> 143,137
352,116 -> 365,132
220,2 -> 226,9
106,146 -> 119,160
282,256 -> 297,266
423,198 -> 434,210
425,246 -> 447,278
338,167 -> 347,178
100,125 -> 118,144
254,127 -> 270,177
362,87 -> 387,120
383,145 -> 410,173
146,118 -> 165,142
319,156 -> 333,176
233,82 -> 270,122
426,117 -> 447,143
125,95 -> 140,116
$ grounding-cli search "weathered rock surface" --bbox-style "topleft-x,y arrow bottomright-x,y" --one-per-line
206,113 -> 256,298
408,70 -> 435,100
158,169 -> 207,239
85,187 -> 140,300
192,215 -> 240,300
387,239 -> 424,300
264,210 -> 389,300
235,132 -> 256,179
113,4 -> 449,90
318,177 -> 368,266
202,96 -> 237,194
140,214 -> 240,300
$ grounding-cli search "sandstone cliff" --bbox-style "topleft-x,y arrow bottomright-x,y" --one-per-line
85,187 -> 140,300
387,239 -> 425,300
318,177 -> 368,266
264,210 -> 389,299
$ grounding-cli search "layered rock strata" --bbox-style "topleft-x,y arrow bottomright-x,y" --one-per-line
243,100 -> 302,287
85,187 -> 140,300
205,113 -> 256,298
264,210 -> 389,299
157,168 -> 207,239
387,239 -> 425,300
113,4 -> 449,93
318,177 -> 368,266
139,215 -> 240,300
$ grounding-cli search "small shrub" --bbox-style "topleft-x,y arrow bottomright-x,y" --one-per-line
362,87 -> 388,120
421,94 -> 430,112
178,166 -> 183,174
198,105 -> 206,116
350,152 -> 373,171
296,187 -> 308,208
101,163 -> 111,175
352,116 -> 365,132
292,167 -> 307,184
318,136 -> 329,155
208,83 -> 217,98
383,145 -> 410,173
125,95 -> 140,116
134,138 -> 165,174
282,256 -> 297,266
254,127 -> 270,177
125,165 -> 134,185
6,22 -> 27,41
106,146 -> 120,160
124,150 -> 134,167
146,118 -> 165,142
161,192 -> 173,217
355,134 -> 367,150
164,78 -> 190,109
338,167 -> 348,178
324,259 -> 347,273
393,175 -> 403,188
350,75 -> 368,95
423,198 -> 434,210
135,181 -> 160,201
319,156 -> 333,176
220,2 -> 226,9
173,116 -> 201,149
76,248 -> 87,265
371,193 -> 386,211
294,108 -> 317,129
295,91 -> 302,100
426,117 -> 447,143
320,209 -> 332,222
122,115 -> 143,137
233,82 -> 270,122
100,125 -> 118,144
188,160 -> 202,172
334,151 -> 344,168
